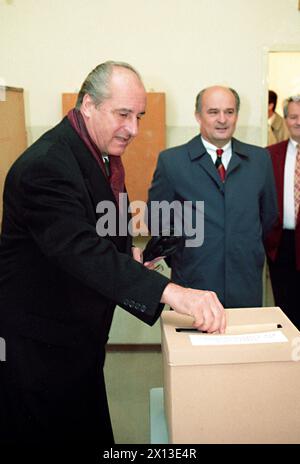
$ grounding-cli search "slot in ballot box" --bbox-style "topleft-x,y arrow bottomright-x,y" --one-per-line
160,307 -> 300,444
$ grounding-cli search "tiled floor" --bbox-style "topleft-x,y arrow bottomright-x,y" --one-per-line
104,350 -> 163,444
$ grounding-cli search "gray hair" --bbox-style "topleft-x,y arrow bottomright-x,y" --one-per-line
76,60 -> 142,109
283,95 -> 300,118
195,86 -> 240,113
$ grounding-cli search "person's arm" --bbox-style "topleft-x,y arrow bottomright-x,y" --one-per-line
146,153 -> 178,268
132,246 -> 164,270
20,151 -> 226,333
161,283 -> 226,333
132,246 -> 226,333
19,153 -> 169,326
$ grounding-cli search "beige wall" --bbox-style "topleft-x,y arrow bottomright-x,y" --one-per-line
0,0 -> 299,343
1,0 -> 300,147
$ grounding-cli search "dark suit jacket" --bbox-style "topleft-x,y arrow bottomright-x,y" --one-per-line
266,139 -> 300,270
148,135 -> 278,308
0,117 -> 169,445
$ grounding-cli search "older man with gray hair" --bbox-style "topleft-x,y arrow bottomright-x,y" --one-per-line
0,61 -> 226,451
266,95 -> 300,330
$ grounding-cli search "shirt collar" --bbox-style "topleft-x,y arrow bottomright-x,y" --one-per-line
289,138 -> 300,150
201,136 -> 232,154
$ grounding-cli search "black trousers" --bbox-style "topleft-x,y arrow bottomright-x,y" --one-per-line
0,332 -> 114,456
268,230 -> 300,330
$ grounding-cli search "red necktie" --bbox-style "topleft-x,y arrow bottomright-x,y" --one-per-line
215,148 -> 226,182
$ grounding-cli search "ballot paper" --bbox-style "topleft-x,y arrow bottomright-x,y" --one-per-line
189,330 -> 288,346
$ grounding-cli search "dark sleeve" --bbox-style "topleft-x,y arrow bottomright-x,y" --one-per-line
260,150 -> 279,240
147,153 -> 177,266
147,152 -> 177,232
20,155 -> 170,326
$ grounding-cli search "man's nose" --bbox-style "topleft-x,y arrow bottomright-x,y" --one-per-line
126,116 -> 139,136
217,112 -> 226,123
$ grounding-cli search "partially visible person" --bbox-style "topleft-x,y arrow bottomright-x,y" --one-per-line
0,61 -> 225,451
266,95 -> 300,329
147,85 -> 278,309
268,90 -> 289,145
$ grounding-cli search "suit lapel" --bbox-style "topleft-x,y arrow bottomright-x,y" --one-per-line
85,161 -> 116,210
187,135 -> 248,190
62,118 -> 116,210
226,138 -> 249,178
198,152 -> 223,186
61,119 -> 132,250
188,135 -> 224,189
226,153 -> 242,177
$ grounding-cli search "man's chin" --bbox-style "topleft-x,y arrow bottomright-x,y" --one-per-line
109,143 -> 129,157
215,130 -> 229,137
214,135 -> 231,143
109,151 -> 125,157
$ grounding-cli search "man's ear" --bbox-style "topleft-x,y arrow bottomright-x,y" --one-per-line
80,94 -> 95,118
195,111 -> 201,125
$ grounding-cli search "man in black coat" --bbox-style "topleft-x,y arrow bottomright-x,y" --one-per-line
0,61 -> 225,450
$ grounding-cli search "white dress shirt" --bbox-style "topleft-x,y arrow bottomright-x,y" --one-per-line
201,136 -> 232,170
283,138 -> 298,230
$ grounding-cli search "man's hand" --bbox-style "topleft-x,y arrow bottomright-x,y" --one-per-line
161,283 -> 226,333
132,246 -> 143,264
132,246 -> 165,270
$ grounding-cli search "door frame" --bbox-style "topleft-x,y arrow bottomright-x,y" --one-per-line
262,44 -> 300,146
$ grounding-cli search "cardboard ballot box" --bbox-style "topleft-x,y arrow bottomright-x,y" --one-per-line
160,307 -> 300,444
